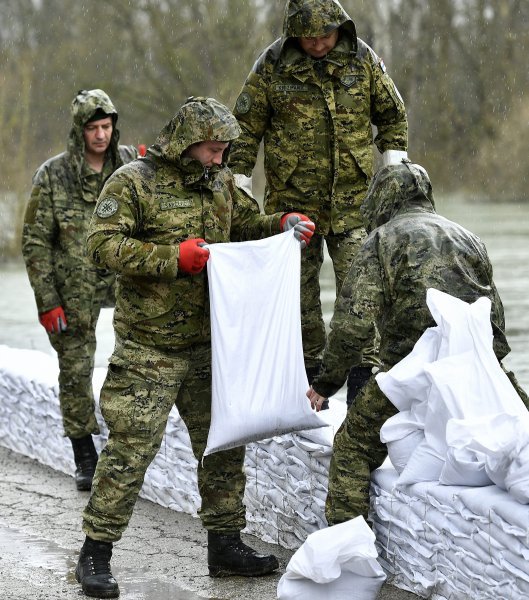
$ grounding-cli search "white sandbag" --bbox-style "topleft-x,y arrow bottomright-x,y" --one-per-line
383,289 -> 529,491
441,413 -> 517,488
204,231 -> 325,456
396,438 -> 445,486
376,327 -> 440,412
440,446 -> 491,487
504,441 -> 529,504
277,516 -> 386,600
386,429 -> 425,474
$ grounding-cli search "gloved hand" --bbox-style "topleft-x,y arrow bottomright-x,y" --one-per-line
381,149 -> 408,167
280,212 -> 315,249
178,238 -> 210,274
39,306 -> 67,334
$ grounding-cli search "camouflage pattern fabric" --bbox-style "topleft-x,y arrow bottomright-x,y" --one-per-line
325,377 -> 397,524
83,97 -> 283,539
312,160 -> 527,523
299,227 -> 367,368
230,0 -> 407,367
21,89 -> 137,439
83,341 -> 246,540
87,97 -> 281,351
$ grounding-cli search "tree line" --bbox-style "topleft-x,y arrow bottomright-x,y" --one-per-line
1,0 -> 528,258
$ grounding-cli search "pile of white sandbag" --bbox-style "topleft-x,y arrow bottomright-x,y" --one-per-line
379,289 -> 529,497
370,289 -> 529,599
371,461 -> 529,599
244,405 -> 345,549
0,345 -> 200,515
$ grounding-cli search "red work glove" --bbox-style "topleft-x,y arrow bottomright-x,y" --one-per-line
39,306 -> 67,334
137,144 -> 147,157
178,238 -> 210,274
280,212 -> 316,249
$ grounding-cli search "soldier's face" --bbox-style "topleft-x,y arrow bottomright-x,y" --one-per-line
298,29 -> 339,58
83,117 -> 113,156
185,140 -> 229,167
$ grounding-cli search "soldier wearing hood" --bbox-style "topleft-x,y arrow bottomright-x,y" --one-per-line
231,0 -> 408,402
74,97 -> 314,598
21,89 -> 137,492
307,160 -> 529,525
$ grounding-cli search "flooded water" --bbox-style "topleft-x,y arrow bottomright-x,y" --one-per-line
0,196 -> 528,390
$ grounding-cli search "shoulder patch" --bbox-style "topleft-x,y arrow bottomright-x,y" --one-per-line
96,197 -> 119,218
379,59 -> 387,73
235,92 -> 252,115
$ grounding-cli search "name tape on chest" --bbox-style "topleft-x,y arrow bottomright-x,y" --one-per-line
275,84 -> 310,93
159,199 -> 194,210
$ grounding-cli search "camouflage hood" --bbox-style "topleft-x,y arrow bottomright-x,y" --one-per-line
67,88 -> 121,168
360,161 -> 435,234
149,96 -> 241,167
281,0 -> 356,48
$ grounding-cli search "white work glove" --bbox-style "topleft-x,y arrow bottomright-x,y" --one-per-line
280,212 -> 316,250
381,150 -> 408,167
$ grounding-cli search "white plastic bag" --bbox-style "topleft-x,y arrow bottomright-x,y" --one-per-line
204,231 -> 326,456
277,516 -> 386,600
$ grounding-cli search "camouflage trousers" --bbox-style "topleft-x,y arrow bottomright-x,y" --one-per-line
82,340 -> 246,542
48,278 -> 114,439
301,227 -> 374,370
325,376 -> 397,524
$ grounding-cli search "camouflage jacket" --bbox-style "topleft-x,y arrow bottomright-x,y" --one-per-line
313,162 -> 510,398
230,0 -> 408,234
22,89 -> 137,313
87,97 -> 282,351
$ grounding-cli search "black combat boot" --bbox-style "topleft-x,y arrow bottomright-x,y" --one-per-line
75,536 -> 119,598
70,435 -> 98,491
306,364 -> 329,410
346,366 -> 373,408
208,532 -> 279,577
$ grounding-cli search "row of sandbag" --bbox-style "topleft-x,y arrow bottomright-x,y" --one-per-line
0,345 -> 345,550
371,462 -> 529,599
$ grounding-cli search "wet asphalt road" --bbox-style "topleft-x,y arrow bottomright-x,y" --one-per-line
0,445 -> 418,600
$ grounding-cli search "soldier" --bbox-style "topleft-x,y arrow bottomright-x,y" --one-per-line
307,160 -> 529,525
21,89 -> 138,491
230,0 -> 408,403
74,96 -> 314,598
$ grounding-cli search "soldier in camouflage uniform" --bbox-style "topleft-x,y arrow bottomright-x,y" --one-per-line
231,0 -> 408,402
307,160 -> 529,525
74,97 -> 314,599
21,89 -> 137,492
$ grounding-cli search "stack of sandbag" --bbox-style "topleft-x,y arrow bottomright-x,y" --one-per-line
0,346 -> 74,473
0,343 -> 346,548
378,289 -> 529,498
371,460 -> 529,599
243,403 -> 346,549
369,288 -> 529,598
0,345 -> 202,515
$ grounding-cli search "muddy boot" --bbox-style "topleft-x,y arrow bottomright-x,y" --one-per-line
346,366 -> 373,408
75,536 -> 119,598
208,532 -> 279,577
306,364 -> 329,410
70,435 -> 98,491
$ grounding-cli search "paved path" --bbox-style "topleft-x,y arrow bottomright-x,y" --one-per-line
0,445 -> 418,599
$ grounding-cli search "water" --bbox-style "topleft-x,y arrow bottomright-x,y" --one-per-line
0,197 -> 528,390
